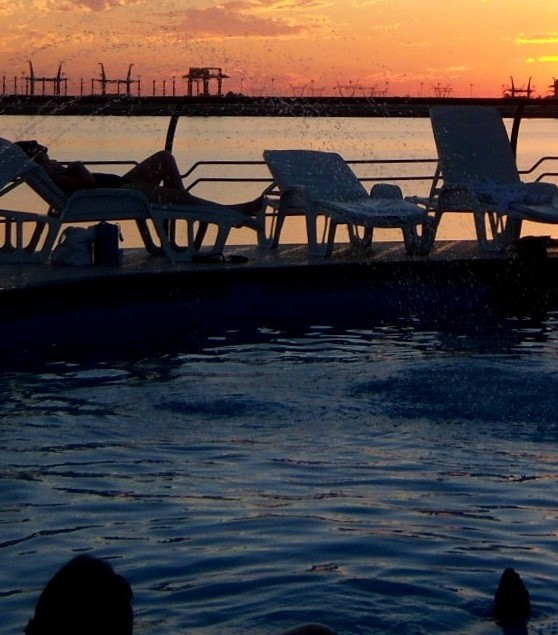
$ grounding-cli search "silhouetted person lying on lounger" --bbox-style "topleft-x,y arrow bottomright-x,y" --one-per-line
15,140 -> 263,216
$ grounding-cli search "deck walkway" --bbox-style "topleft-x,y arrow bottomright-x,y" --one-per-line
0,240 -> 516,291
0,239 -> 555,366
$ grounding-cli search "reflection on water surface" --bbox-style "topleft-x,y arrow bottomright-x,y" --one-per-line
2,316 -> 558,633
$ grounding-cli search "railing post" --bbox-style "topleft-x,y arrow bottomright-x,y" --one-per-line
510,102 -> 526,158
165,108 -> 181,152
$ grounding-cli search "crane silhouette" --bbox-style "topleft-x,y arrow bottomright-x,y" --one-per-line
25,61 -> 67,96
93,63 -> 138,95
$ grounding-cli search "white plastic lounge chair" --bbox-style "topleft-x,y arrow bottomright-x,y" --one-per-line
429,105 -> 558,250
0,137 -> 253,263
263,149 -> 433,256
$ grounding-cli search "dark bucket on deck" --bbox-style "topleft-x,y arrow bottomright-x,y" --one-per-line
93,222 -> 122,266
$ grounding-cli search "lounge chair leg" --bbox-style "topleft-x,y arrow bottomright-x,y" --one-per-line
0,213 -> 60,263
324,219 -> 337,257
476,211 -> 521,251
474,210 -> 507,251
194,222 -> 209,249
25,220 -> 49,253
348,224 -> 373,247
306,214 -> 337,257
211,223 -> 233,255
254,196 -> 276,248
271,210 -> 286,249
306,214 -> 319,254
504,217 -> 523,243
135,219 -> 164,256
402,226 -> 421,255
403,217 -> 438,255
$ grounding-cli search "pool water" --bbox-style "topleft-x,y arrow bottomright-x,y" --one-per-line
2,316 -> 558,634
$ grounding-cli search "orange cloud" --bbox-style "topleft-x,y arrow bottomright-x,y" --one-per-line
57,0 -> 143,10
156,0 -> 331,41
367,22 -> 401,33
241,0 -> 332,10
351,0 -> 386,5
170,8 -> 301,39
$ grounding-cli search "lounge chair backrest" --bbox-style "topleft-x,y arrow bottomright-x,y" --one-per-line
430,106 -> 521,186
24,163 -> 69,212
264,149 -> 369,201
0,137 -> 68,211
0,137 -> 39,190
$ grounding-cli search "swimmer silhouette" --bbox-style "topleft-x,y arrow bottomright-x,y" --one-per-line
26,557 -> 529,635
25,555 -> 133,635
25,555 -> 336,634
492,568 -> 531,635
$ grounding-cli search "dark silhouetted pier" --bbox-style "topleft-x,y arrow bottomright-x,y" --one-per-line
2,94 -> 558,118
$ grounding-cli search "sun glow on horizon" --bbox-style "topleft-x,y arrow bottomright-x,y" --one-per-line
1,0 -> 558,98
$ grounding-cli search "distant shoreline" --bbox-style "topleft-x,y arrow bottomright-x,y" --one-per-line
2,94 -> 558,118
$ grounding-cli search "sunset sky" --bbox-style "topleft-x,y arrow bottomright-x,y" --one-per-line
2,0 -> 558,98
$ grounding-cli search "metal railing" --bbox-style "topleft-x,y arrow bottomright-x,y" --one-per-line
179,157 -> 440,196
178,155 -> 558,198
161,100 -> 558,197
519,156 -> 558,183
66,153 -> 558,202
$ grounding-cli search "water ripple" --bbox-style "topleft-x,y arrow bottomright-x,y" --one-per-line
2,321 -> 558,633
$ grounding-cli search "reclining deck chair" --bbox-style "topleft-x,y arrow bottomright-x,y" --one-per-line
0,137 -> 255,263
429,105 -> 558,250
263,149 -> 433,256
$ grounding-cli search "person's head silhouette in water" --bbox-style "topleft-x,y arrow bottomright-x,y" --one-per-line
25,555 -> 133,635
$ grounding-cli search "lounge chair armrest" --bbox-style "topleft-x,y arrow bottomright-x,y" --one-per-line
406,195 -> 431,207
370,183 -> 403,199
279,185 -> 307,212
0,207 -> 55,223
440,183 -> 474,193
437,184 -> 481,209
66,187 -> 151,206
63,187 -> 152,220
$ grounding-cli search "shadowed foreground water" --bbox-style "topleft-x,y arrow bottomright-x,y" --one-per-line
2,317 -> 558,634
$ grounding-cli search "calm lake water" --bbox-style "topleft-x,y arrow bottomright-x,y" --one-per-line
1,116 -> 558,634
